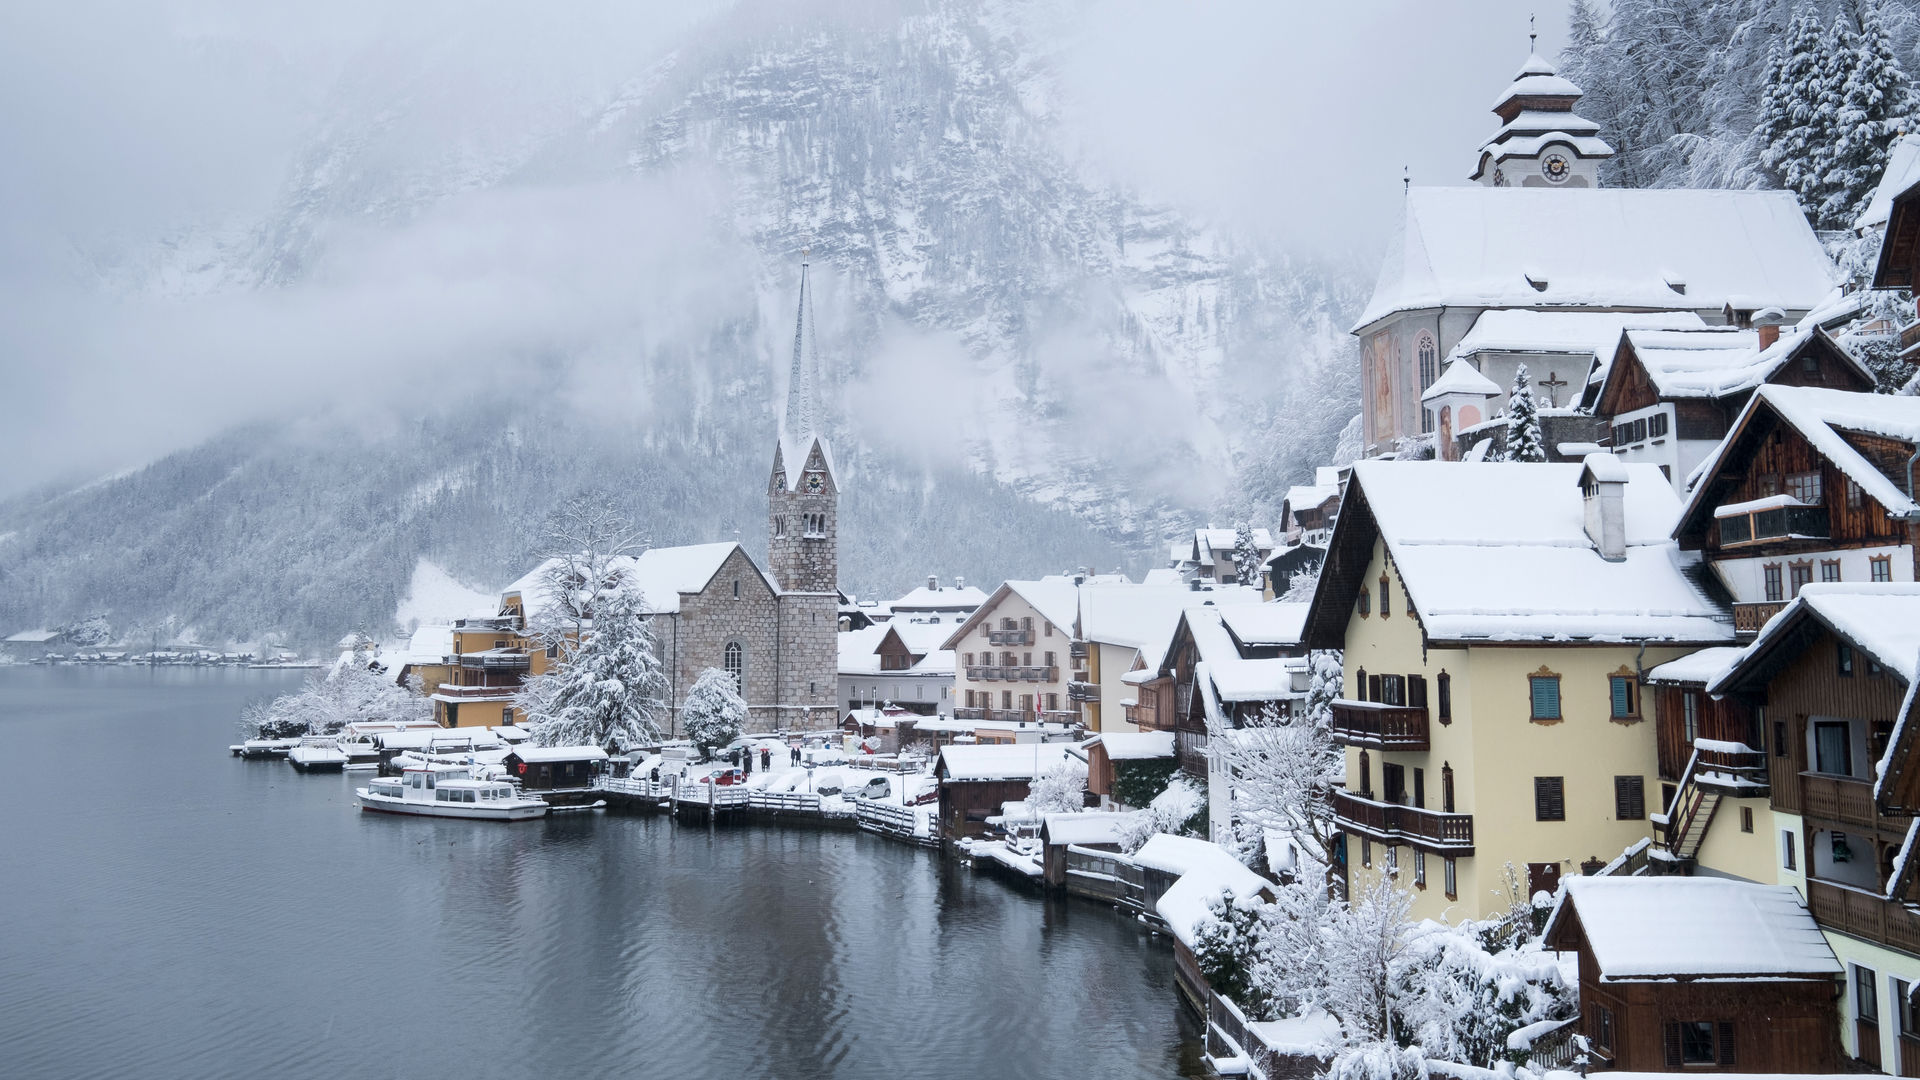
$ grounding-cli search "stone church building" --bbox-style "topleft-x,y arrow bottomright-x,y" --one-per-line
497,264 -> 841,734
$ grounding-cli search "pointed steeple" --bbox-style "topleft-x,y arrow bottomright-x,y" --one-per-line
784,260 -> 817,443
1469,34 -> 1613,187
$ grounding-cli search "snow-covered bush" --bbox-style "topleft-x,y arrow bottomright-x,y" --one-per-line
1110,756 -> 1177,810
1321,1041 -> 1427,1080
1396,917 -> 1574,1067
682,667 -> 748,759
240,664 -> 430,739
1232,521 -> 1263,586
1193,890 -> 1273,1016
1117,776 -> 1206,850
1028,760 -> 1087,815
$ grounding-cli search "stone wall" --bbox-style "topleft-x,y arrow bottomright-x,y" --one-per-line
665,546 -> 783,734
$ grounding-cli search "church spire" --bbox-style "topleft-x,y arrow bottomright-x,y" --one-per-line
784,259 -> 817,442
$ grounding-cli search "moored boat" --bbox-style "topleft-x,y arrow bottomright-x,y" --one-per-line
239,738 -> 299,760
288,736 -> 350,772
355,764 -> 549,821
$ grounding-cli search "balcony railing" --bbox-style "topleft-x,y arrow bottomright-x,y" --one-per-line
1717,505 -> 1829,546
989,629 -> 1034,646
1328,700 -> 1430,750
1732,602 -> 1787,636
951,706 -> 1075,725
433,683 -> 520,700
1802,771 -> 1884,830
1807,878 -> 1920,957
1694,745 -> 1769,796
1067,681 -> 1099,703
965,665 -> 1000,681
1899,319 -> 1920,353
1069,641 -> 1089,660
453,651 -> 529,672
1125,703 -> 1160,729
1332,789 -> 1475,854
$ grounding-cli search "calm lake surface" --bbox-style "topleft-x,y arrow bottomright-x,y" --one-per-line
0,667 -> 1205,1080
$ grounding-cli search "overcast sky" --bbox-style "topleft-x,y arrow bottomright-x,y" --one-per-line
0,0 -> 1569,497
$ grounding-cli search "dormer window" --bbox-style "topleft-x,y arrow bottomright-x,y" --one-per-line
1714,495 -> 1828,545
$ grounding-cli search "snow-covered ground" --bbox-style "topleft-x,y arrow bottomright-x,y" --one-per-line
393,558 -> 498,628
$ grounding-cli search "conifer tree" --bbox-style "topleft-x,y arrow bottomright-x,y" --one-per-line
1502,364 -> 1548,463
518,582 -> 668,750
1231,520 -> 1262,586
1827,2 -> 1916,226
682,666 -> 748,760
1761,6 -> 1838,212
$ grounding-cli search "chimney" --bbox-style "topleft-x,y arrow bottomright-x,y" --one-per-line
928,574 -> 938,591
1578,453 -> 1629,561
1755,307 -> 1787,351
955,576 -> 965,590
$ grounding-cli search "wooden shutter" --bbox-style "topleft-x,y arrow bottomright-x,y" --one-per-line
1408,675 -> 1428,709
1717,1022 -> 1736,1067
1614,775 -> 1645,820
1535,777 -> 1565,821
1437,672 -> 1451,723
1664,1023 -> 1683,1069
1610,676 -> 1631,717
1369,674 -> 1382,702
1530,676 -> 1560,720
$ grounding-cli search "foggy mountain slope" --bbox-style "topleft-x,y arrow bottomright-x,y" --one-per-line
0,0 -> 1361,646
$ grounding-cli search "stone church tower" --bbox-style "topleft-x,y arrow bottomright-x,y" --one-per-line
768,262 -> 840,729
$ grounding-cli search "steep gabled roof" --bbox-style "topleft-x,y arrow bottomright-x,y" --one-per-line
503,542 -> 772,618
1709,584 -> 1920,697
1545,877 -> 1839,982
1355,187 -> 1834,333
1675,386 -> 1920,545
1304,461 -> 1731,648
1859,134 -> 1920,233
937,576 -> 1083,651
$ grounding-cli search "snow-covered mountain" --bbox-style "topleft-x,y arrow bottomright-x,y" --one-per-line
0,0 -> 1361,646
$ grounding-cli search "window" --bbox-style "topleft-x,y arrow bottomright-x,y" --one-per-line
1357,589 -> 1371,617
1001,690 -> 1013,709
1848,478 -> 1864,509
1529,670 -> 1562,722
1362,837 -> 1372,868
1442,763 -> 1455,813
1408,675 -> 1428,711
724,642 -> 744,691
1614,776 -> 1645,820
1821,559 -> 1842,583
1357,750 -> 1372,797
1437,672 -> 1452,724
1608,674 -> 1637,719
502,706 -> 514,726
1379,575 -> 1392,618
1857,964 -> 1881,1026
1535,776 -> 1566,821
1786,471 -> 1822,504
774,515 -> 787,538
1417,332 -> 1438,390
1741,806 -> 1754,832
964,653 -> 974,666
1378,674 -> 1405,707
1789,561 -> 1812,597
1839,643 -> 1856,678
1369,673 -> 1383,701
1648,412 -> 1669,439
1044,651 -> 1055,667
732,579 -> 740,599
1815,720 -> 1853,775
1896,979 -> 1919,1039
1414,850 -> 1427,888
1413,768 -> 1426,809
1873,556 -> 1893,583
1775,719 -> 1789,758
1355,668 -> 1368,701
1444,856 -> 1457,899
1383,762 -> 1406,804
1763,563 -> 1784,602
1683,692 -> 1699,743
1594,1004 -> 1615,1053
1782,828 -> 1798,871
1664,1021 -> 1735,1067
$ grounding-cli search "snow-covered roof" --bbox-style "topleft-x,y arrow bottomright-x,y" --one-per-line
508,744 -> 611,763
836,622 -> 955,677
1645,646 -> 1745,687
1078,582 -> 1262,653
1354,187 -> 1834,332
1491,53 -> 1582,110
1006,578 -> 1086,635
1284,480 -> 1342,512
1450,309 -> 1707,397
937,742 -> 1073,782
889,583 -> 988,611
1711,584 -> 1920,696
1859,134 -> 1920,233
1182,608 -> 1308,704
1140,834 -> 1276,949
1550,877 -> 1839,981
1480,130 -> 1614,163
1614,326 -> 1866,401
774,432 -> 837,493
405,624 -> 455,661
1680,386 -> 1920,531
1217,603 -> 1309,648
1193,527 -> 1274,568
1086,730 -> 1175,761
503,542 -> 758,618
3,629 -> 60,643
1336,461 -> 1734,645
1041,812 -> 1133,847
1421,358 -> 1503,403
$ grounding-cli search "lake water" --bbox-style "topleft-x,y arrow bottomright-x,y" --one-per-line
0,667 -> 1206,1080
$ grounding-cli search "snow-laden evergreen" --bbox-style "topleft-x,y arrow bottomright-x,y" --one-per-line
1231,521 -> 1263,586
1502,365 -> 1547,463
516,583 -> 668,750
1828,3 -> 1917,226
681,666 -> 747,759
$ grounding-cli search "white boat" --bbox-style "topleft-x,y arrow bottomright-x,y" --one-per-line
356,765 -> 549,821
239,737 -> 300,760
336,732 -> 383,768
288,736 -> 350,772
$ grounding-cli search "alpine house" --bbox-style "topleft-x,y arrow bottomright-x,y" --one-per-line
1302,455 -> 1735,920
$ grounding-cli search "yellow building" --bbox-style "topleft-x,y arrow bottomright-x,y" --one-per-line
1302,457 -> 1737,921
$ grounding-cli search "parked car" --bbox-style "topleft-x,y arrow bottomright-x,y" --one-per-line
814,772 -> 845,796
851,777 -> 891,801
697,767 -> 745,786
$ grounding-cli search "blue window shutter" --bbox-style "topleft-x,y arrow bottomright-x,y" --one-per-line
1611,677 -> 1630,717
1532,677 -> 1560,719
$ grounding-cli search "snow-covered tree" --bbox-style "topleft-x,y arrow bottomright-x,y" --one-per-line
1502,364 -> 1547,463
517,582 -> 667,749
1028,760 -> 1088,815
1231,521 -> 1263,586
62,613 -> 114,647
1193,890 -> 1273,1015
682,666 -> 747,759
243,662 -> 430,739
1321,876 -> 1414,1042
1116,775 -> 1207,850
1280,562 -> 1321,603
1396,917 -> 1575,1066
523,491 -> 648,649
1828,3 -> 1916,225
1761,6 -> 1839,207
1206,694 -> 1343,879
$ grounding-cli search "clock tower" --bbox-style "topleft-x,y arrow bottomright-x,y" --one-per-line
1469,40 -> 1613,188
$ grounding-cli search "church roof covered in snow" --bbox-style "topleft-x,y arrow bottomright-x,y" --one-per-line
1305,460 -> 1733,648
1547,877 -> 1839,981
1354,187 -> 1835,332
503,542 -> 770,619
889,581 -> 988,612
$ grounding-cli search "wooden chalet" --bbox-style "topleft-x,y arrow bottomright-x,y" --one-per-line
1081,730 -> 1174,809
1544,877 -> 1844,1073
1640,647 -> 1767,870
934,743 -> 1073,841
502,745 -> 609,796
1873,177 -> 1920,293
1673,385 -> 1920,637
1709,585 -> 1920,1071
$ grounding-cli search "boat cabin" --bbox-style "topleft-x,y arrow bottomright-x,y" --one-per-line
502,745 -> 609,791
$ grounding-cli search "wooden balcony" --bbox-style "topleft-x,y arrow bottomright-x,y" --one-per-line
988,629 -> 1033,646
1069,641 -> 1089,660
1328,700 -> 1430,750
1733,602 -> 1787,636
964,665 -> 1001,681
1067,680 -> 1099,703
1332,789 -> 1474,855
1802,771 -> 1881,830
1694,745 -> 1770,796
1900,319 -> 1920,353
951,706 -> 1073,725
1807,878 -> 1920,957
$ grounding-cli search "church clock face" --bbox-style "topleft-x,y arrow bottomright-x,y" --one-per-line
1541,153 -> 1571,184
804,471 -> 825,495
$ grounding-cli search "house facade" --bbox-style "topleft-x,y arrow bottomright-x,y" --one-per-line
1303,457 -> 1735,921
940,577 -> 1079,727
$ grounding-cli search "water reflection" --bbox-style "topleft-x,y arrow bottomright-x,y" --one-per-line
0,667 -> 1204,1080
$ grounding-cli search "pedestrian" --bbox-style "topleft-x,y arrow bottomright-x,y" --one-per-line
761,747 -> 771,771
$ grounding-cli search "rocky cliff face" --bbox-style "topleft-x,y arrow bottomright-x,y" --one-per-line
1,0 -> 1361,645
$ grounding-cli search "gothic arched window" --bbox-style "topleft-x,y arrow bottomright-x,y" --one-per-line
724,642 -> 744,692
1416,331 -> 1438,391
